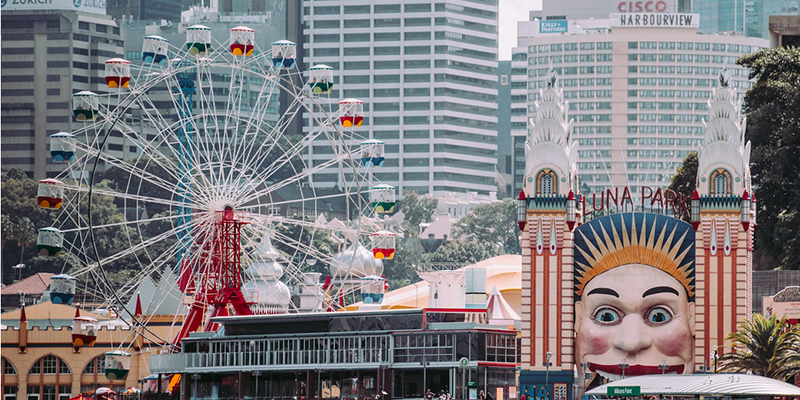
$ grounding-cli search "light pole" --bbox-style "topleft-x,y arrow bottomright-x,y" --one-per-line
618,358 -> 629,380
543,352 -> 553,400
579,357 -> 589,400
253,371 -> 262,400
658,360 -> 668,374
712,345 -> 720,374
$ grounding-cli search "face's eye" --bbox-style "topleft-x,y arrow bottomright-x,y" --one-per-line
593,307 -> 622,324
646,307 -> 673,325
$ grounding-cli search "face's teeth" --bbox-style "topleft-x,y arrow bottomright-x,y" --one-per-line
597,369 -> 622,381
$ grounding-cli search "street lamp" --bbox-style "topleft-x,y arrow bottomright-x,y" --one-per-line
579,357 -> 589,400
658,360 -> 668,374
543,352 -> 553,400
618,358 -> 629,379
712,345 -> 721,374
741,191 -> 751,231
566,190 -> 576,231
253,371 -> 262,400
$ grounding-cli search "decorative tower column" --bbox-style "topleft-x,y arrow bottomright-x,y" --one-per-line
519,67 -> 579,398
694,67 -> 755,371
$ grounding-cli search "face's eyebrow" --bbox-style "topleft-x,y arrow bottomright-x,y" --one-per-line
642,286 -> 680,298
587,288 -> 619,297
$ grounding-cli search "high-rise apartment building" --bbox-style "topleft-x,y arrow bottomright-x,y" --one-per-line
1,3 -> 125,179
512,16 -> 768,195
302,0 -> 499,197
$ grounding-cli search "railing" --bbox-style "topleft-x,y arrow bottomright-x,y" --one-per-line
149,353 -> 186,374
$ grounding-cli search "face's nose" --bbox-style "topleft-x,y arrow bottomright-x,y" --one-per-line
612,314 -> 653,356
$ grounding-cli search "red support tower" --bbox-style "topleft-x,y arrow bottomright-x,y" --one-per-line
173,207 -> 252,347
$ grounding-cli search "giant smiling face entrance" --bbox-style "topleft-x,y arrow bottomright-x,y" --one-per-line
573,213 -> 695,381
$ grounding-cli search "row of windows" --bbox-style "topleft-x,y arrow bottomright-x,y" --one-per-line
529,42 -> 613,52
529,65 -> 613,75
528,78 -> 612,87
628,54 -> 739,64
529,42 -> 756,53
628,114 -> 706,122
629,66 -> 742,75
629,42 -> 757,53
628,126 -> 703,134
626,138 -> 700,146
628,102 -> 709,110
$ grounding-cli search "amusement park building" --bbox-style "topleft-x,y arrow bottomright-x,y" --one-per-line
0,5 -> 126,180
302,0 -> 500,197
510,16 -> 768,195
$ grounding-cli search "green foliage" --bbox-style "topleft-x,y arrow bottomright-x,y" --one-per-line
398,191 -> 438,237
1,168 -> 57,279
737,47 -> 800,270
273,214 -> 336,276
667,152 -> 698,222
718,313 -> 800,380
451,199 -> 521,255
385,237 -> 424,286
421,240 -> 503,265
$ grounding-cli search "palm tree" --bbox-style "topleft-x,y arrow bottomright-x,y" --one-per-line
717,313 -> 800,380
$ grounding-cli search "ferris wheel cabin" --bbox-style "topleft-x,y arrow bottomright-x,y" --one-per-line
370,184 -> 396,214
49,132 -> 76,162
37,227 -> 64,257
104,351 -> 132,380
229,26 -> 255,56
72,91 -> 98,121
360,140 -> 385,167
186,25 -> 212,55
142,35 -> 169,65
37,178 -> 65,209
72,307 -> 98,348
104,58 -> 131,88
271,40 -> 296,68
49,273 -> 76,304
360,275 -> 387,304
370,230 -> 397,259
339,98 -> 364,127
308,64 -> 334,94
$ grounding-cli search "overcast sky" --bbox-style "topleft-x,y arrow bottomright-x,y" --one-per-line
499,0 -> 543,60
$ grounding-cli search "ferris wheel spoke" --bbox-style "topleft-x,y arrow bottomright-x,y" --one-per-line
237,155 -> 345,206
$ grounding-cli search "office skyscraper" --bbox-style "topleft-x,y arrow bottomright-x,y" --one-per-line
303,0 -> 499,197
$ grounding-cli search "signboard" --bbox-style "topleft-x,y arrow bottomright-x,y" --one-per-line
459,357 -> 470,368
539,20 -> 568,33
610,13 -> 700,28
617,1 -> 668,12
607,386 -> 641,396
0,0 -> 107,15
468,381 -> 478,387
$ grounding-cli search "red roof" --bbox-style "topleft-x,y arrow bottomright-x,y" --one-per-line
0,273 -> 54,295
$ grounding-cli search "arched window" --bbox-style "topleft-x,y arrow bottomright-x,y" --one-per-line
536,169 -> 558,195
714,174 -> 726,194
542,175 -> 553,194
82,355 -> 106,375
3,357 -> 16,375
28,355 -> 70,375
709,169 -> 732,195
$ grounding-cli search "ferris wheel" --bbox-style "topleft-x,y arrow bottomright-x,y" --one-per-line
34,25 -> 400,357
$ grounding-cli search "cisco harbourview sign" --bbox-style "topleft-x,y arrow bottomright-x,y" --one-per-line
540,20 -> 568,33
610,13 -> 700,28
0,0 -> 106,15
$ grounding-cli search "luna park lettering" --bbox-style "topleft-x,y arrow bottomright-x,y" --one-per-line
580,186 -> 691,219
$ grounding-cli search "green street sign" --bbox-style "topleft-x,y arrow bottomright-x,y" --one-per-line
459,357 -> 469,368
607,386 -> 640,397
468,381 -> 478,387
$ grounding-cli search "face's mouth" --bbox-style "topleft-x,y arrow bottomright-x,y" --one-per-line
589,363 -> 684,377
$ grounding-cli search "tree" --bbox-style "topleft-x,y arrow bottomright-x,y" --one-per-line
421,240 -> 503,266
398,191 -> 438,237
717,313 -> 800,379
737,47 -> 800,270
667,152 -> 698,222
451,199 -> 521,255
273,214 -> 336,276
1,168 -> 55,280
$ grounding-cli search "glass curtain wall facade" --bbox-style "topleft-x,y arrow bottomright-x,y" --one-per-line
302,0 -> 499,197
